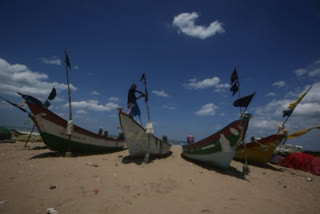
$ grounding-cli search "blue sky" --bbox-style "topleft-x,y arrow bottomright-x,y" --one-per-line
0,0 -> 319,150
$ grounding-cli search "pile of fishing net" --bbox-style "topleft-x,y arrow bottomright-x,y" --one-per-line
277,152 -> 320,175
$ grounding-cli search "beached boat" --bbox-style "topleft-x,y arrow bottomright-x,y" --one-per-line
234,87 -> 313,164
275,143 -> 303,156
118,108 -> 171,158
234,134 -> 285,164
25,101 -> 125,153
182,114 -> 251,168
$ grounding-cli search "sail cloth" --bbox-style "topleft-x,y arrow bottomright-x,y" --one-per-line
233,92 -> 256,108
287,126 -> 320,139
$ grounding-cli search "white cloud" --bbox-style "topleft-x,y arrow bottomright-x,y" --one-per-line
172,12 -> 224,39
250,118 -> 281,130
162,105 -> 175,110
152,90 -> 169,97
186,76 -> 229,90
0,58 -> 77,99
266,92 -> 276,97
76,109 -> 87,114
69,100 -> 118,112
108,97 -> 119,102
301,83 -> 320,103
250,82 -> 320,138
91,91 -> 100,95
294,68 -> 307,76
195,103 -> 218,116
40,56 -> 61,65
272,81 -> 286,88
308,68 -> 320,77
294,60 -> 320,77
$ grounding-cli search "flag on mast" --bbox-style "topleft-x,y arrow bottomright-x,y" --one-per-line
233,92 -> 256,108
65,51 -> 71,68
230,67 -> 239,96
288,86 -> 312,110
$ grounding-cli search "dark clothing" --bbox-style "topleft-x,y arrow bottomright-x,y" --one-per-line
127,88 -> 137,104
127,86 -> 144,118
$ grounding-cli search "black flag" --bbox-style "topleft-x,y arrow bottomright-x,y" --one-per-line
48,87 -> 56,101
65,51 -> 71,68
140,73 -> 149,103
140,73 -> 146,82
233,92 -> 256,108
282,109 -> 293,118
230,81 -> 239,96
230,68 -> 238,85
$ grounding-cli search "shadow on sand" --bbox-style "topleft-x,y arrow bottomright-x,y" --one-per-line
29,148 -> 127,160
28,145 -> 49,150
180,153 -> 247,180
233,158 -> 284,172
121,151 -> 173,165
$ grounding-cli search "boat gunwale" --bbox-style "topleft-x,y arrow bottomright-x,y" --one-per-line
182,117 -> 249,149
118,109 -> 172,146
27,103 -> 124,142
237,134 -> 285,149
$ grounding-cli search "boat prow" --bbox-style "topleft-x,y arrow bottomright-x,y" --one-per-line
118,108 -> 172,158
182,114 -> 250,168
26,102 -> 126,153
234,134 -> 285,164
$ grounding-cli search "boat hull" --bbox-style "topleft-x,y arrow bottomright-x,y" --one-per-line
27,103 -> 125,153
182,116 -> 250,168
118,110 -> 171,158
234,134 -> 285,164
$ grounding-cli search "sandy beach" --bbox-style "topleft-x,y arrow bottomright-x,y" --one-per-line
0,141 -> 319,214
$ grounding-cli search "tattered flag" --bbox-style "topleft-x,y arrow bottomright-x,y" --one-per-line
230,68 -> 238,85
48,87 -> 56,101
65,51 -> 71,68
282,109 -> 293,118
233,92 -> 256,108
140,73 -> 148,103
288,86 -> 312,110
287,126 -> 320,139
230,81 -> 239,96
140,73 -> 146,82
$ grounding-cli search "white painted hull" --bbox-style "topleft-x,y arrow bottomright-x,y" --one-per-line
119,111 -> 171,157
183,147 -> 237,168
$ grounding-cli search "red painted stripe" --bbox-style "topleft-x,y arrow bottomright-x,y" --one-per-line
237,134 -> 284,149
27,103 -> 121,141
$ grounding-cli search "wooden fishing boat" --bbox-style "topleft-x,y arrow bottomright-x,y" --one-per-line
26,101 -> 125,153
118,108 -> 171,158
234,134 -> 285,164
182,114 -> 251,168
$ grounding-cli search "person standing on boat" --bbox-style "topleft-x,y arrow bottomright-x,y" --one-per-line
127,83 -> 146,118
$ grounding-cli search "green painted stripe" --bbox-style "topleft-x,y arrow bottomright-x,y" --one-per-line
41,132 -> 123,153
183,134 -> 241,155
